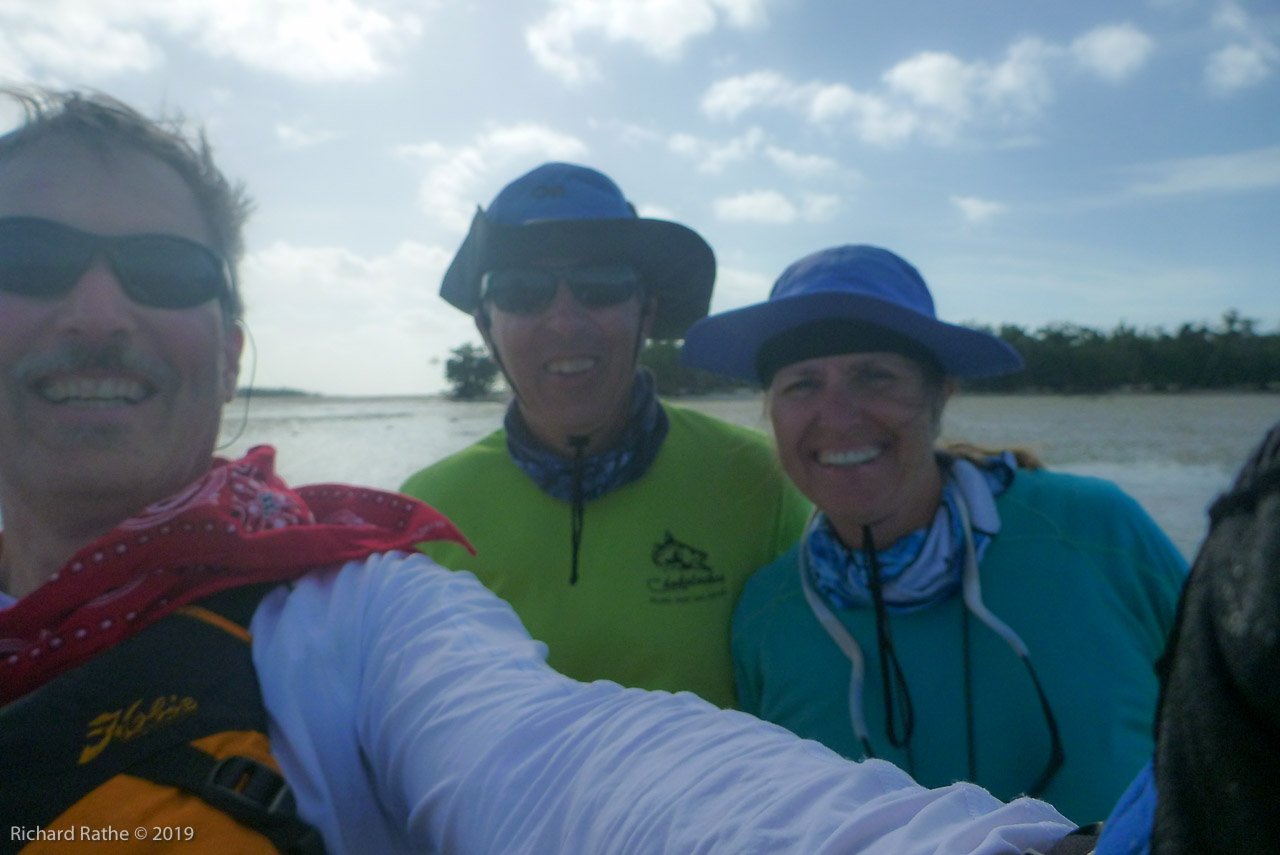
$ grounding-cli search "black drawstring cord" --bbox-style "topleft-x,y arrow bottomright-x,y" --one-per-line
568,435 -> 589,585
1024,658 -> 1065,797
857,512 -> 1061,796
962,607 -> 977,783
963,586 -> 1063,797
863,526 -> 915,752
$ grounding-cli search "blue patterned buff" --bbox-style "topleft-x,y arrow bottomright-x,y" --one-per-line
804,453 -> 1016,615
504,367 -> 670,502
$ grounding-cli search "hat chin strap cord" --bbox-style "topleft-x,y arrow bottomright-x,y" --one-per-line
798,482 -> 1062,795
953,488 -> 1064,796
561,317 -> 648,586
567,435 -> 588,585
486,304 -> 652,587
797,514 -> 884,762
483,333 -> 586,586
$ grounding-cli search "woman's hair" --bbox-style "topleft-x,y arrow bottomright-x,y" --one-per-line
0,86 -> 252,323
942,441 -> 1044,471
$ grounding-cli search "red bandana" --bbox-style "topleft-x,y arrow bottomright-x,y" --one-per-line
0,445 -> 470,706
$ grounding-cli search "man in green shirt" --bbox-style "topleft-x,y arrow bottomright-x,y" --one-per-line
401,163 -> 809,707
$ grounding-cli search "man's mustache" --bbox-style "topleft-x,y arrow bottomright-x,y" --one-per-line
11,342 -> 176,389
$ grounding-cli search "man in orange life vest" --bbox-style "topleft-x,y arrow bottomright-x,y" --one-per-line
0,87 -> 1076,854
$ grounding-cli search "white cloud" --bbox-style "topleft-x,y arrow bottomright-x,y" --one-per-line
1211,0 -> 1251,33
880,38 -> 1060,132
982,37 -> 1058,121
275,123 -> 342,150
1204,0 -> 1278,94
0,3 -> 164,79
827,89 -> 921,146
713,190 -> 797,223
800,193 -> 840,221
701,36 -> 1063,147
600,121 -> 844,185
525,8 -> 600,84
882,50 -> 987,142
0,32 -> 23,80
764,146 -> 841,178
526,0 -> 770,85
1127,145 -> 1280,196
0,0 -> 423,83
195,0 -> 423,81
951,195 -> 1008,223
712,189 -> 838,223
599,120 -> 667,148
0,94 -> 25,136
243,238 -> 470,395
667,133 -> 701,157
704,73 -> 919,145
612,125 -> 845,184
398,123 -> 589,231
711,0 -> 769,28
634,202 -> 677,220
708,264 -> 774,313
1071,22 -> 1155,82
805,83 -> 860,122
884,51 -> 978,117
700,70 -> 799,120
1205,42 -> 1275,93
667,127 -> 765,173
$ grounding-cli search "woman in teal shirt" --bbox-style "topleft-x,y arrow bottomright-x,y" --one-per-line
681,244 -> 1187,824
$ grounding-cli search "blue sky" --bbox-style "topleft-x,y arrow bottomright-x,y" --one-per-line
2,0 -> 1277,395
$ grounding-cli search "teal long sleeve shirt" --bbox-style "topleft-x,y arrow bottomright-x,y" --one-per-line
733,468 -> 1188,826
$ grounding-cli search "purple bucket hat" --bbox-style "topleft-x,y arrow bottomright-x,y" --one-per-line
439,162 -> 715,340
681,244 -> 1023,383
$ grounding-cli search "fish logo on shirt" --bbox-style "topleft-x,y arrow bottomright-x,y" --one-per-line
651,531 -> 712,572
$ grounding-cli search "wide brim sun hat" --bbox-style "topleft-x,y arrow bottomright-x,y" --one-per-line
440,162 -> 715,340
681,244 -> 1024,384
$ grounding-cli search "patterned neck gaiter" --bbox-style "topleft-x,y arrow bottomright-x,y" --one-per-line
504,367 -> 669,503
804,452 -> 1017,615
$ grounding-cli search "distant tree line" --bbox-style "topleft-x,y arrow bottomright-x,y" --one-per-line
963,311 -> 1279,393
445,311 -> 1280,399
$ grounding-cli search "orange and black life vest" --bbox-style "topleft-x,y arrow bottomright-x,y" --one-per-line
1,583 -> 325,854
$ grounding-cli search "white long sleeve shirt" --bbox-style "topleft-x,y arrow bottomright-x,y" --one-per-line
246,551 -> 1074,855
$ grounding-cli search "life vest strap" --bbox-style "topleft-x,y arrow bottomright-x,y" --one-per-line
128,727 -> 326,854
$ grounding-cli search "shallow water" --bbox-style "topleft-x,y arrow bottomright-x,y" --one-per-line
218,391 -> 1278,561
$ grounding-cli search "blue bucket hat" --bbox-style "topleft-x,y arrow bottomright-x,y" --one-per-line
681,244 -> 1023,384
440,162 -> 716,339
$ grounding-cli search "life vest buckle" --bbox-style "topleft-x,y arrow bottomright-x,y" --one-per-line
207,755 -> 297,815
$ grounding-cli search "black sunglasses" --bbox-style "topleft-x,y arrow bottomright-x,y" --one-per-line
0,216 -> 232,310
480,265 -> 641,315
